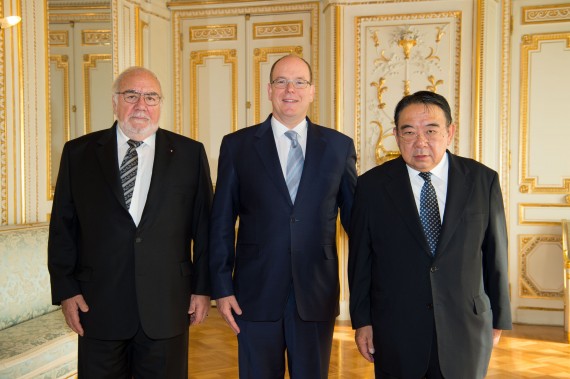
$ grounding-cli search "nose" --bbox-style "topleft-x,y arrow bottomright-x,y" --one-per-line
414,133 -> 429,146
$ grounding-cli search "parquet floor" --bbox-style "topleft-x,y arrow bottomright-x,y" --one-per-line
188,309 -> 570,378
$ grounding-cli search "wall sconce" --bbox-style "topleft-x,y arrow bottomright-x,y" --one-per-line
0,15 -> 21,30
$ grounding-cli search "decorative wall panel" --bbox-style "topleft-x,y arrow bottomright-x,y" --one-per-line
519,234 -> 564,299
355,12 -> 462,172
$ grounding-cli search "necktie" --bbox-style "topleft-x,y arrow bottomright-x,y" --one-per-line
284,131 -> 304,203
120,140 -> 143,209
419,172 -> 441,255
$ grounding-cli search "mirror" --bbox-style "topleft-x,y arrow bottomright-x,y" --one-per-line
47,0 -> 113,198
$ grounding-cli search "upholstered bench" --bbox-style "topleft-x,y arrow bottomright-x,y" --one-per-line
0,223 -> 77,378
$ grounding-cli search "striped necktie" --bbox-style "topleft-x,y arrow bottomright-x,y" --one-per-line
120,140 -> 143,209
419,172 -> 441,255
284,131 -> 304,203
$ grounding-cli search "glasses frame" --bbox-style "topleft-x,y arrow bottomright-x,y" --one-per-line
270,77 -> 312,89
115,90 -> 162,106
396,127 -> 448,143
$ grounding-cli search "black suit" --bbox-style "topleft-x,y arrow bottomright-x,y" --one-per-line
48,123 -> 212,343
348,152 -> 512,379
210,115 -> 357,377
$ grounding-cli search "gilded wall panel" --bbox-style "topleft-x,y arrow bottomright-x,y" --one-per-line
253,21 -> 303,39
189,24 -> 237,42
48,30 -> 69,47
518,203 -> 570,226
189,49 -> 238,141
519,33 -> 570,194
0,1 -> 5,224
522,3 -> 570,24
82,30 -> 112,46
355,12 -> 462,172
83,53 -> 112,134
519,234 -> 564,299
48,56 -> 70,199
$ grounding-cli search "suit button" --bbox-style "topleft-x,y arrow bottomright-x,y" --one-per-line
135,237 -> 142,243
290,216 -> 297,223
426,303 -> 433,310
430,266 -> 438,273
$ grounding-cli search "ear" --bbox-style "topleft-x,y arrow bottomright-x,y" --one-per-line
446,123 -> 456,145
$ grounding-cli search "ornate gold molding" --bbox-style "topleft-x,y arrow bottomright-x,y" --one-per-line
48,55 -> 70,200
522,3 -> 570,24
355,12 -> 462,171
252,21 -> 303,39
83,54 -> 112,134
172,2 -> 319,134
48,12 -> 111,24
48,30 -> 69,47
253,46 -> 303,124
518,203 -> 570,226
519,32 -> 570,194
189,24 -> 237,42
190,49 -> 238,139
0,0 -> 5,224
82,29 -> 112,46
519,234 -> 563,299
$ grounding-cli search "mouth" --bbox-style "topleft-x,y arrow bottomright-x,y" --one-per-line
282,98 -> 298,103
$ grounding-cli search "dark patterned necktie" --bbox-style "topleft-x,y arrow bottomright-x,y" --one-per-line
284,131 -> 304,203
120,140 -> 143,209
419,172 -> 441,255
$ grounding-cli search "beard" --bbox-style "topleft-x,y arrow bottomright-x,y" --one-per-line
118,116 -> 159,140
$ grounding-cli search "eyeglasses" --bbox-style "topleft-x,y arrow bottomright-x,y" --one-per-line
397,128 -> 447,143
116,90 -> 162,106
270,78 -> 311,89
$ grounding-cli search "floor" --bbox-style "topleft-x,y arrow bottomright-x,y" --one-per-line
188,311 -> 570,378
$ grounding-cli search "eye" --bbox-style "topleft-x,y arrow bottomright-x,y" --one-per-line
401,130 -> 416,137
275,78 -> 287,85
294,79 -> 307,87
426,129 -> 438,136
124,94 -> 139,102
145,95 -> 159,102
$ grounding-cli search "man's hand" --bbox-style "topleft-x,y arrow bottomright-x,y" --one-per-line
61,294 -> 89,336
492,329 -> 502,347
188,294 -> 211,325
355,325 -> 375,362
215,295 -> 242,334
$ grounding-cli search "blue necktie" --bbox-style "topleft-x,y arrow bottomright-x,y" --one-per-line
419,172 -> 441,255
284,131 -> 304,203
120,140 -> 143,209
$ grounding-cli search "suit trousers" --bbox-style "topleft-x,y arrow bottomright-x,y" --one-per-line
374,323 -> 444,379
236,288 -> 335,379
77,323 -> 189,379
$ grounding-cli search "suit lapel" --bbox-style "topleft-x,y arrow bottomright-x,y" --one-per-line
138,129 -> 173,229
385,157 -> 432,256
96,122 -> 126,209
436,152 -> 473,256
293,120 -> 325,207
253,117 -> 292,205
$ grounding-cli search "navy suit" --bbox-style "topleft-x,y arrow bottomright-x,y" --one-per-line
348,153 -> 512,379
210,115 -> 357,376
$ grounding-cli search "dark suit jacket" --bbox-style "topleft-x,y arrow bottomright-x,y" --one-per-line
48,123 -> 213,340
209,115 -> 357,322
348,152 -> 512,379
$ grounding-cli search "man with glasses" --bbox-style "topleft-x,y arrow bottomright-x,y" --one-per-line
348,91 -> 512,378
210,54 -> 357,378
48,66 -> 213,378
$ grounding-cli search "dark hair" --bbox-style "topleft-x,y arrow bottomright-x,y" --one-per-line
394,91 -> 452,129
269,54 -> 312,83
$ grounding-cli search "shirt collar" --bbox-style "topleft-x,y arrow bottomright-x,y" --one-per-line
116,125 -> 156,148
271,116 -> 308,140
406,151 -> 449,181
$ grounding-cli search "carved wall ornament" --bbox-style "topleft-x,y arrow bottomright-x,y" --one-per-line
357,16 -> 460,169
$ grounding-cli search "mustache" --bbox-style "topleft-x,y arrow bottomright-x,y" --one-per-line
129,112 -> 150,119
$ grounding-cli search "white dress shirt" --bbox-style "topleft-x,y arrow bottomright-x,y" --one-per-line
271,117 -> 308,178
117,127 -> 155,226
406,152 -> 449,224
